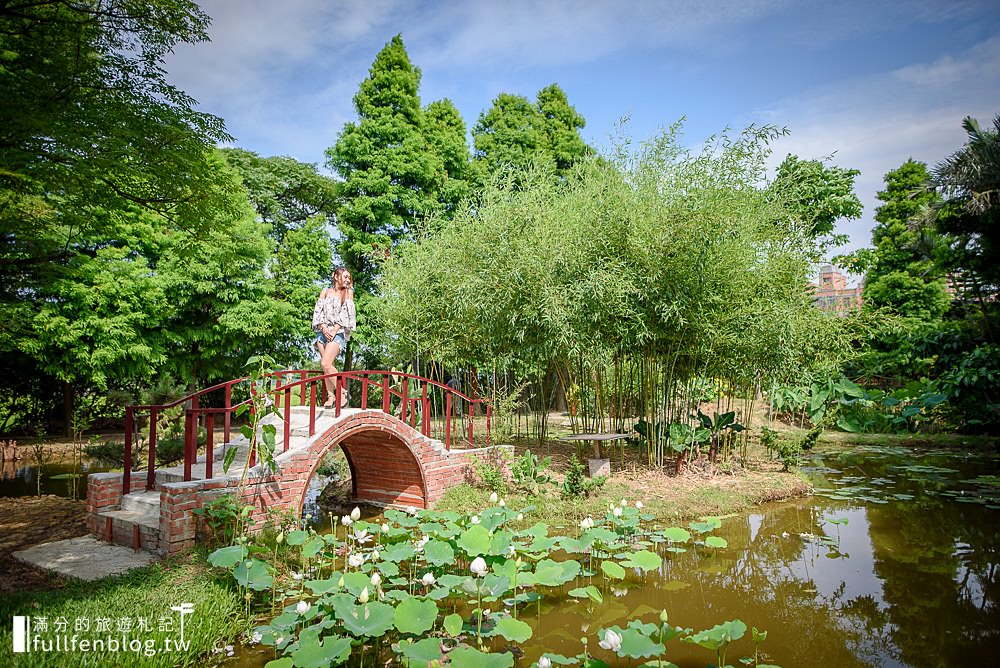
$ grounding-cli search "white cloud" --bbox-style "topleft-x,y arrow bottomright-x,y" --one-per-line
757,36 -> 1000,254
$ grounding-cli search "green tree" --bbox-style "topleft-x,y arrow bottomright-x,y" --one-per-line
326,34 -> 441,298
0,0 -> 239,429
861,160 -> 949,319
536,83 -> 593,175
423,99 -> 476,217
473,92 -> 549,178
769,155 -> 862,251
221,149 -> 337,357
930,115 -> 1000,307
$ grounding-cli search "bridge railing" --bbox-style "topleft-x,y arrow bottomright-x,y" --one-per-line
121,369 -> 491,496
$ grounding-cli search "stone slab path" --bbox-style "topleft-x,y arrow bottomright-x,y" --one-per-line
13,536 -> 158,581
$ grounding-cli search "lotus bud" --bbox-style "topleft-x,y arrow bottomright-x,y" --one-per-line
341,515 -> 352,526
599,629 -> 622,652
516,513 -> 524,522
471,515 -> 480,525
620,498 -> 627,507
489,492 -> 498,503
635,500 -> 644,509
498,499 -> 506,508
358,586 -> 369,604
371,572 -> 382,587
350,506 -> 361,521
295,600 -> 310,615
337,576 -> 345,587
538,657 -> 552,668
470,556 -> 488,577
422,572 -> 436,586
381,522 -> 390,533
613,506 -> 622,517
659,609 -> 668,623
276,531 -> 284,544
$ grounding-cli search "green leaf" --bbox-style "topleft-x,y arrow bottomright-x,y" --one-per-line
568,585 -> 603,604
660,527 -> 691,543
286,530 -> 308,545
303,536 -> 325,559
265,658 -> 294,668
494,616 -> 533,643
448,647 -> 515,668
340,601 -> 395,637
223,443 -> 239,473
208,544 -> 247,568
233,558 -> 272,591
458,525 -> 492,556
628,550 -> 662,572
617,627 -> 666,659
682,619 -> 747,652
601,560 -> 627,580
423,539 -> 455,566
394,597 -> 438,635
397,637 -> 444,665
291,634 -> 352,668
704,536 -> 728,549
443,612 -> 464,636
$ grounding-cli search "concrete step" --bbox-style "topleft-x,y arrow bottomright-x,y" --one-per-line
96,507 -> 161,553
121,489 -> 160,514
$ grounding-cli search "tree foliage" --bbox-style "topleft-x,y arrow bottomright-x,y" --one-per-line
769,154 -> 862,251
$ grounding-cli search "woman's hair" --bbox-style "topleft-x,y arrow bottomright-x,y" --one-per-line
333,266 -> 349,283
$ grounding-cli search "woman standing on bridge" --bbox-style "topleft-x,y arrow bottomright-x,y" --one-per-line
312,267 -> 356,408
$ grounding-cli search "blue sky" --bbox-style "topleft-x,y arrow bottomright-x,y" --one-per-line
164,0 -> 1000,261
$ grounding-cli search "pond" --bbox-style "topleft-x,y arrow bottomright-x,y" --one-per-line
0,457 -> 115,499
201,443 -> 1000,666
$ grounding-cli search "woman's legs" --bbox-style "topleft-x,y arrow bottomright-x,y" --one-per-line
320,340 -> 342,407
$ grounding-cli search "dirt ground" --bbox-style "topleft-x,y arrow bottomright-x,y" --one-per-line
0,495 -> 90,594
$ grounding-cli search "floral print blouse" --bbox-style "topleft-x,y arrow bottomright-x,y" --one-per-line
311,291 -> 356,342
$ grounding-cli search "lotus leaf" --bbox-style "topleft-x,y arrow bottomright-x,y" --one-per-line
394,597 -> 438,635
340,601 -> 394,637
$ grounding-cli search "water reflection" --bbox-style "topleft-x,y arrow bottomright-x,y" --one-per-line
248,445 -> 999,667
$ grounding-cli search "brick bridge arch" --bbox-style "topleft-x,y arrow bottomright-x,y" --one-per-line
89,370 -> 511,555
243,409 -> 503,523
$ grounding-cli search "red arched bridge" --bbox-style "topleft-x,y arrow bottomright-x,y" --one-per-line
87,370 -> 510,555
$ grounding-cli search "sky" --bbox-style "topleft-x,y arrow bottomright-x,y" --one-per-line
164,0 -> 1000,264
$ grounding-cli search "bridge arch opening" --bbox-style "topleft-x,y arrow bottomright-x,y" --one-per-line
296,419 -> 430,521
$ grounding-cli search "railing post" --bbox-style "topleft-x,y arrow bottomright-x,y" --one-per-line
382,374 -> 390,414
300,371 -> 307,406
224,382 -> 232,443
445,393 -> 452,451
146,408 -> 157,491
183,409 -> 194,482
335,375 -> 342,418
123,407 -> 133,495
361,376 -> 369,410
248,399 -> 257,469
283,388 -> 291,452
205,414 -> 214,480
401,377 -> 409,424
309,381 -> 316,436
468,401 -> 474,445
421,383 -> 429,436
486,404 -> 491,447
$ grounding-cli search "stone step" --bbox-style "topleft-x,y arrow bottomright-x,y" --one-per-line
96,507 -> 161,553
121,489 -> 160,513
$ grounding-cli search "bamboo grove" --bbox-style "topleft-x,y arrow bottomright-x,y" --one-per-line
372,124 -> 864,468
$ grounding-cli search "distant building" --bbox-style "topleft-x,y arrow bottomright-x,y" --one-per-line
809,264 -> 862,314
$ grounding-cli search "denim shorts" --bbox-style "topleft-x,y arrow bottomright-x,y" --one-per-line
315,331 -> 346,351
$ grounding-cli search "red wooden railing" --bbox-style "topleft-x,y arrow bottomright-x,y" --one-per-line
121,370 -> 492,496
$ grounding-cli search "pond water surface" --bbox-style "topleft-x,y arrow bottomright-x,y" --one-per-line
237,443 -> 1000,667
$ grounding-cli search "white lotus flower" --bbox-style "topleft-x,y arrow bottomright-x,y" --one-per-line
341,515 -> 352,526
251,631 -> 263,644
580,517 -> 594,530
381,522 -> 390,533
508,545 -> 516,556
358,586 -> 369,604
613,506 -> 622,517
372,549 -> 380,561
516,513 -> 524,522
348,553 -> 364,568
406,505 -> 417,515
421,572 -> 436,586
470,556 -> 488,577
471,515 -> 480,525
599,629 -> 622,652
538,657 -> 552,668
635,500 -> 644,509
498,499 -> 506,508
350,506 -> 361,521
620,498 -> 627,507
353,528 -> 371,544
295,600 -> 310,615
370,572 -> 382,587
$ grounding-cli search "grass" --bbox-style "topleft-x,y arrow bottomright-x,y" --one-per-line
436,467 -> 811,528
0,551 -> 247,668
